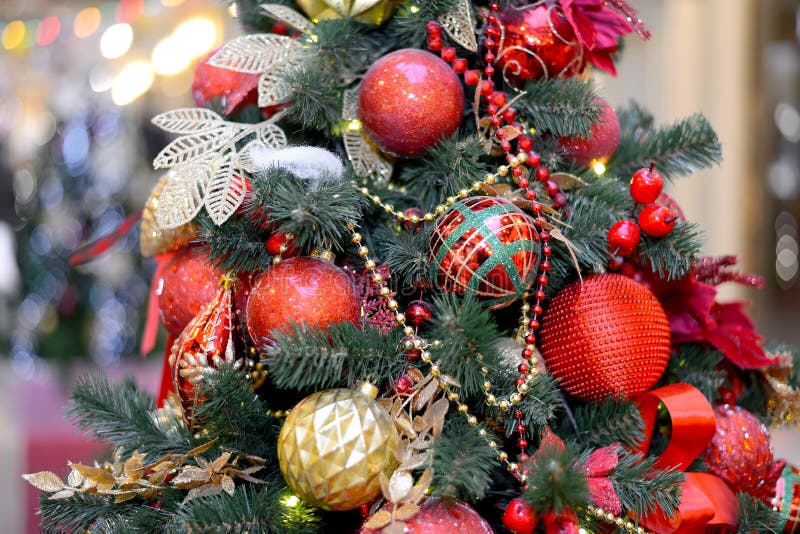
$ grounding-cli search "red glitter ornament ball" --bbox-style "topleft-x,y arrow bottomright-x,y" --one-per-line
245,257 -> 361,350
431,197 -> 540,309
559,99 -> 620,166
406,299 -> 433,326
494,4 -> 583,83
192,49 -> 261,115
702,404 -> 786,502
358,49 -> 464,158
538,274 -> 671,403
158,249 -> 224,336
361,498 -> 493,533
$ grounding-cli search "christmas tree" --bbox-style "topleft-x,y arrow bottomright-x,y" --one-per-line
24,1 -> 800,532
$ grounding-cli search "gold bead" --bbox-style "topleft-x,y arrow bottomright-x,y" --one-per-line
518,383 -> 529,394
637,528 -> 645,534
497,165 -> 509,176
430,364 -> 441,377
497,451 -> 508,462
371,273 -> 383,284
357,246 -> 369,257
360,187 -> 369,195
485,174 -> 496,185
517,473 -> 528,483
395,313 -> 406,324
384,204 -> 395,214
457,404 -> 469,414
488,440 -> 497,449
431,340 -> 442,349
388,300 -> 398,311
272,256 -> 282,264
458,189 -> 469,198
423,213 -> 435,222
595,508 -> 605,518
446,196 -> 457,204
521,303 -> 531,313
420,351 -> 432,363
517,151 -> 527,161
403,326 -> 414,337
365,259 -> 376,270
351,233 -> 362,244
485,394 -> 496,405
467,415 -> 477,425
507,462 -> 518,472
471,181 -> 482,191
408,215 -> 419,224
481,366 -> 489,376
625,522 -> 634,532
586,505 -> 595,513
447,391 -> 459,402
606,513 -> 615,522
616,517 -> 625,526
510,393 -> 522,404
278,244 -> 288,253
379,286 -> 391,297
371,195 -> 381,204
483,380 -> 492,391
498,400 -> 510,412
435,205 -> 446,215
508,157 -> 519,167
439,380 -> 448,391
478,429 -> 487,437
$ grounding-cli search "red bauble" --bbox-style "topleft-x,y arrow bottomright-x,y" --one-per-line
607,220 -> 641,256
630,163 -> 664,204
503,497 -> 538,534
158,249 -> 223,336
192,49 -> 261,115
638,204 -> 677,237
265,231 -> 300,257
538,274 -> 671,403
245,257 -> 361,350
358,49 -> 464,158
702,405 -> 786,502
361,498 -> 493,533
494,4 -> 583,83
542,509 -> 580,534
431,197 -> 540,309
406,299 -> 433,327
559,99 -> 620,166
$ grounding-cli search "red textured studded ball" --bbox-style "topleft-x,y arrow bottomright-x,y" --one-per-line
245,257 -> 361,350
559,99 -> 620,167
358,49 -> 464,158
537,274 -> 671,403
361,498 -> 493,533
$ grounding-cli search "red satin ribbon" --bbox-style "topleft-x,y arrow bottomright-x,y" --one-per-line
140,253 -> 173,356
156,333 -> 176,408
69,210 -> 142,266
633,384 -> 738,533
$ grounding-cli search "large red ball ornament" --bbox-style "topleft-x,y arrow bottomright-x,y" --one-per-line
431,197 -> 540,309
559,99 -> 620,166
494,4 -> 584,83
245,257 -> 361,350
702,404 -> 786,502
358,49 -> 464,158
538,274 -> 671,403
158,249 -> 224,337
361,498 -> 493,533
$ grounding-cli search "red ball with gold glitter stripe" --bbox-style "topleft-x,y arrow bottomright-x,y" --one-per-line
537,274 -> 671,402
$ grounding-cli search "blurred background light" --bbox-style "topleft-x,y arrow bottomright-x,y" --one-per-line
100,23 -> 133,59
36,17 -> 61,47
73,8 -> 101,39
111,60 -> 154,105
2,20 -> 26,50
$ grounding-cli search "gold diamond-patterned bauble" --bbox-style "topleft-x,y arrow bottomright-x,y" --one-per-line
278,386 -> 399,511
296,0 -> 400,25
140,175 -> 195,257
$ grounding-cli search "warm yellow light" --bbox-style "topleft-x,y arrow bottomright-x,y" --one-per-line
74,8 -> 101,39
592,161 -> 606,175
346,119 -> 362,131
151,36 -> 192,75
2,21 -> 26,50
173,18 -> 217,57
283,495 -> 300,507
409,5 -> 420,13
112,61 -> 154,105
161,0 -> 186,6
100,23 -> 133,59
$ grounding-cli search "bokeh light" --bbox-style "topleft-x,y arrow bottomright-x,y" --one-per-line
74,8 -> 101,39
100,23 -> 133,59
111,61 -> 154,105
36,17 -> 61,47
2,20 -> 26,50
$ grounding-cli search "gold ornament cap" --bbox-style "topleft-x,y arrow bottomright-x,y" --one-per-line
295,0 -> 401,25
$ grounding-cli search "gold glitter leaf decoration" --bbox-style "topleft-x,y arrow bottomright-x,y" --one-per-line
22,472 -> 65,493
363,510 -> 393,530
154,125 -> 237,170
152,108 -> 225,135
155,163 -> 211,230
236,140 -> 266,174
342,87 -> 393,182
208,34 -> 303,74
260,4 -> 315,34
204,151 -> 247,226
439,0 -> 478,52
141,174 -> 196,256
258,70 -> 292,107
257,122 -> 289,149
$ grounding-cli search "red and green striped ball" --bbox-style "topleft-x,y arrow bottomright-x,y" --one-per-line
431,197 -> 540,309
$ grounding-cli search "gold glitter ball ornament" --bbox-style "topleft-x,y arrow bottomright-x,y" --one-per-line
140,175 -> 195,257
295,0 -> 400,25
278,387 -> 400,511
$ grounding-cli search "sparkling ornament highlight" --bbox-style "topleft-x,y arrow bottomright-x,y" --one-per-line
296,0 -> 400,25
158,249 -> 223,336
432,197 -> 540,309
358,49 -> 464,158
559,99 -> 620,166
278,387 -> 399,511
140,175 -> 195,257
245,257 -> 361,349
702,404 -> 786,502
361,497 -> 493,533
538,274 -> 671,402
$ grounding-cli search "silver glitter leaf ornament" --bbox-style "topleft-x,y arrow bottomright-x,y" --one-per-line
208,34 -> 303,74
439,0 -> 478,52
155,163 -> 211,229
151,108 -> 225,135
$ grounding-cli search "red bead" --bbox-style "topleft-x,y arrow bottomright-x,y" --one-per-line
500,140 -> 511,152
608,255 -> 624,271
522,348 -> 532,358
480,79 -> 494,96
539,230 -> 550,242
534,289 -> 545,301
483,64 -> 495,76
428,36 -> 443,51
441,46 -> 456,62
426,20 -> 442,35
526,151 -> 540,166
396,375 -> 413,394
539,260 -> 551,272
518,136 -> 533,152
553,192 -> 567,208
464,69 -> 480,85
406,299 -> 433,326
490,115 -> 502,127
515,378 -> 526,386
517,438 -> 528,449
514,409 -> 524,419
630,162 -> 664,204
518,177 -> 529,188
545,180 -> 559,196
485,37 -> 497,49
532,304 -> 543,315
487,104 -> 498,115
512,167 -> 523,178
484,52 -> 496,63
528,319 -> 539,330
535,167 -> 550,181
495,128 -> 506,140
452,58 -> 467,73
607,220 -> 641,256
518,363 -> 529,374
486,24 -> 501,38
542,245 -> 552,256
516,423 -> 527,433
638,204 -> 677,237
502,498 -> 538,534
490,91 -> 506,107
525,189 -> 536,200
489,2 -> 500,12
531,202 -> 542,215
502,107 -> 517,123
525,334 -> 536,344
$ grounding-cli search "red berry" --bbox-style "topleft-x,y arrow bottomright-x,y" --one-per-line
638,204 -> 677,237
396,375 -> 413,394
542,509 -> 579,534
607,220 -> 641,256
630,162 -> 664,204
502,498 -> 538,534
406,299 -> 433,326
464,70 -> 480,85
452,58 -> 467,73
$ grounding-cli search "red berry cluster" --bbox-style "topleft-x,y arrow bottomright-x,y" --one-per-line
607,162 -> 679,258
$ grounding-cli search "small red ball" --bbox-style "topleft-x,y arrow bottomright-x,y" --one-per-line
638,204 -> 677,237
542,509 -> 580,534
559,99 -> 620,166
503,497 -> 538,534
265,232 -> 299,257
396,375 -> 413,394
358,49 -> 464,158
245,257 -> 361,350
607,220 -> 641,256
630,163 -> 664,204
406,299 -> 433,327
361,498 -> 492,533
158,248 -> 223,336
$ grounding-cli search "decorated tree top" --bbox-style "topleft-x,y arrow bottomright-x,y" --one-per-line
26,1 -> 800,533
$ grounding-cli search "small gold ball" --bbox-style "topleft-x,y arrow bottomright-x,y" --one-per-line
497,165 -> 509,176
403,326 -> 414,337
478,428 -> 487,437
481,366 -> 489,376
423,213 -> 435,222
471,181 -> 482,191
510,393 -> 522,404
272,256 -> 282,264
430,364 -> 441,377
435,205 -> 446,215
484,174 -> 496,185
521,303 -> 531,313
357,246 -> 369,257
379,286 -> 391,297
488,440 -> 497,449
458,189 -> 469,198
365,259 -> 376,270
371,195 -> 381,204
388,300 -> 399,311
485,394 -> 496,405
625,522 -> 634,531
395,313 -> 406,325
637,528 -> 645,534
498,400 -> 510,412
383,204 -> 395,214
457,404 -> 469,414
360,187 -> 369,195
606,513 -> 615,522
518,383 -> 529,394
508,157 -> 519,167
497,451 -> 508,462
616,517 -> 625,526
447,391 -> 459,402
507,462 -> 518,472
467,415 -> 477,426
351,233 -> 362,244
420,351 -> 432,363
371,273 -> 383,284
431,340 -> 442,349
483,380 -> 492,391
517,473 -> 528,483
408,215 -> 419,224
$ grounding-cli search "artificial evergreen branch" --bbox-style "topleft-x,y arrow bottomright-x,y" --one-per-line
522,439 -> 589,514
426,293 -> 503,398
267,323 -> 405,391
233,0 -> 293,33
307,18 -> 385,74
638,221 -> 703,280
609,111 -> 722,181
610,452 -> 684,519
38,492 -> 167,534
735,492 -> 784,534
568,399 -> 645,449
280,66 -> 343,133
388,0 -> 459,48
196,212 -> 273,273
502,372 -> 561,436
431,417 -> 498,501
67,375 -> 192,461
517,78 -> 600,138
659,344 -> 725,404
374,225 -> 435,290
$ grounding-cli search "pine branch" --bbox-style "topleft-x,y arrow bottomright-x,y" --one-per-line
638,221 -> 703,280
196,212 -> 272,273
170,485 -> 320,534
280,65 -> 343,133
610,452 -> 684,519
659,344 -> 725,403
39,492 -> 167,534
306,18 -> 386,74
736,492 -> 784,534
67,375 -> 192,461
388,0 -> 459,48
522,438 -> 589,514
426,293 -> 503,398
568,399 -> 645,449
609,111 -> 722,181
616,100 -> 654,139
502,372 -> 561,436
431,417 -> 498,501
517,78 -> 600,138
267,323 -> 405,391
374,225 -> 435,290
234,0 -> 293,33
